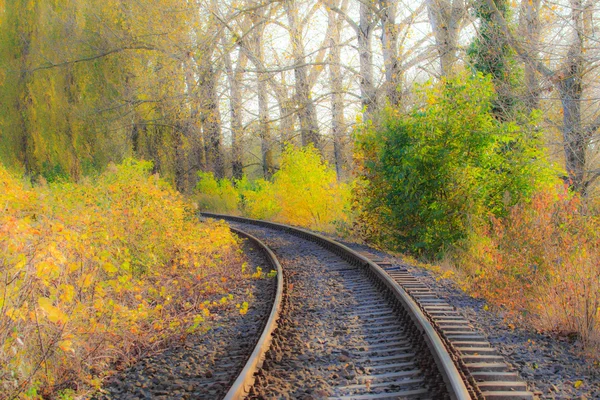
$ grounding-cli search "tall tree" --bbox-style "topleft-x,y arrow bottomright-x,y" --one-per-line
328,1 -> 348,178
379,0 -> 402,107
426,0 -> 465,76
469,0 -> 519,118
325,0 -> 378,117
250,10 -> 275,178
483,0 -> 599,192
285,0 -> 321,149
223,37 -> 247,180
518,0 -> 541,113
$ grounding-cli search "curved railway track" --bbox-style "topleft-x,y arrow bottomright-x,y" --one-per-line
207,214 -> 535,400
92,214 -> 534,400
206,214 -> 470,400
222,227 -> 284,399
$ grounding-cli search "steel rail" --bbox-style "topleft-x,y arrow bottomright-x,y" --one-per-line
222,227 -> 284,400
204,213 -> 472,400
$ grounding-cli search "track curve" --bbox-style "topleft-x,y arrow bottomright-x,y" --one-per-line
203,213 -> 472,400
223,228 -> 285,399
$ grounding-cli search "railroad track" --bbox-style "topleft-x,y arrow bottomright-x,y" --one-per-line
94,227 -> 281,400
205,214 -> 535,400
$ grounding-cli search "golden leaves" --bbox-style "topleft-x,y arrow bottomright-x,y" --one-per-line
0,161 -> 241,397
58,339 -> 74,353
38,297 -> 69,324
197,146 -> 351,233
102,262 -> 118,275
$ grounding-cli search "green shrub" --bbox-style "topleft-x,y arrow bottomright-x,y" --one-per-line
355,71 -> 556,257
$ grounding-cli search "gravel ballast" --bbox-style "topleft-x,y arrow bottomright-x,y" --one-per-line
228,222 -> 444,400
339,240 -> 600,400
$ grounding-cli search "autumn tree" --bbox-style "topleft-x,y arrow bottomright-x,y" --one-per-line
483,0 -> 600,193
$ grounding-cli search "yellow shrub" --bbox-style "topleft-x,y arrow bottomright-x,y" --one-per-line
239,178 -> 280,221
194,146 -> 353,233
0,160 -> 240,398
196,171 -> 240,213
244,145 -> 352,232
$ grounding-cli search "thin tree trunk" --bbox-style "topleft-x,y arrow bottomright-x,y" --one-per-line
358,2 -> 377,117
285,0 -> 320,149
558,0 -> 586,192
519,0 -> 541,113
426,0 -> 464,76
223,41 -> 246,180
328,5 -> 346,180
380,0 -> 402,108
174,125 -> 187,192
184,56 -> 204,190
15,8 -> 34,176
276,82 -> 295,148
200,62 -> 225,179
255,35 -> 274,179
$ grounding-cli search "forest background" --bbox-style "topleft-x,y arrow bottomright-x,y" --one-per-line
1,0 -> 600,397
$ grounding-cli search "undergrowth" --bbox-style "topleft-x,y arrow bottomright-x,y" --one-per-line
196,145 -> 352,233
0,160 -> 244,398
459,186 -> 600,351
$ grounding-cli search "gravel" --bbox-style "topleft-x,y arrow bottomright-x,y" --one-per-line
92,238 -> 275,400
228,222 -> 440,400
337,240 -> 600,400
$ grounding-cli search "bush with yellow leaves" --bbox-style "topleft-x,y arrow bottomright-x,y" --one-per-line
195,145 -> 352,233
0,159 -> 241,398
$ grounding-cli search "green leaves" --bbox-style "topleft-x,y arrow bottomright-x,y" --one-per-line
356,71 -> 557,258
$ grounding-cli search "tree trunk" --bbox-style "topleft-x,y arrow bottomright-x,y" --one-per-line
328,6 -> 346,180
276,83 -> 296,148
558,0 -> 586,192
255,39 -> 274,179
285,0 -> 320,149
481,0 -> 591,191
358,2 -> 377,118
174,125 -> 187,192
519,0 -> 541,113
379,0 -> 402,108
183,56 -> 204,190
200,62 -> 225,179
426,0 -> 464,76
223,41 -> 246,180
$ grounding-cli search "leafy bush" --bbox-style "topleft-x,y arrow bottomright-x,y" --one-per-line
355,72 -> 556,257
238,177 -> 280,221
196,171 -> 240,213
264,145 -> 351,231
460,186 -> 600,348
0,160 -> 241,398
196,145 -> 352,233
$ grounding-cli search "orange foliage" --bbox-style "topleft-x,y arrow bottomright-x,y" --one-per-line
460,186 -> 600,348
0,160 -> 241,398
